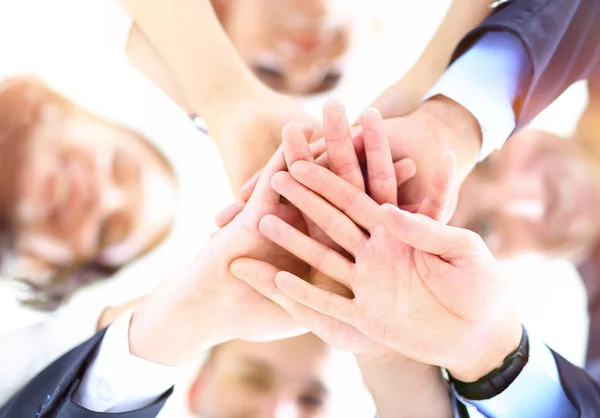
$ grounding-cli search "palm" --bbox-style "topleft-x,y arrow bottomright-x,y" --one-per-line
348,223 -> 509,366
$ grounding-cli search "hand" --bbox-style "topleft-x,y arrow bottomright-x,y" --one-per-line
361,95 -> 481,219
128,147 -> 309,366
251,154 -> 522,382
231,101 -> 454,418
229,102 -> 394,355
230,101 -> 412,357
207,84 -> 320,193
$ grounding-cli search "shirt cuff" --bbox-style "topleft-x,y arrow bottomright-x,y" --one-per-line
458,333 -> 577,418
72,309 -> 178,413
423,32 -> 531,161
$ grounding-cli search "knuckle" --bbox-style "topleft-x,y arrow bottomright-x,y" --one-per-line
339,187 -> 360,212
369,169 -> 395,183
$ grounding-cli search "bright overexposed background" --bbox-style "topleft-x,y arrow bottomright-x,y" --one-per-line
0,0 -> 591,416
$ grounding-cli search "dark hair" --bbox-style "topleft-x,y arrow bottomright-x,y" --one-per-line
0,76 -> 176,311
14,263 -> 121,311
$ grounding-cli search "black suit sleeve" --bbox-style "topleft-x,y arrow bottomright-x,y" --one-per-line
552,350 -> 600,417
451,0 -> 600,131
0,330 -> 172,418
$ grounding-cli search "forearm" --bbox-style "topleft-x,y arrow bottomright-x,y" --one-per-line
126,24 -> 194,113
357,354 -> 453,418
373,0 -> 492,118
119,0 -> 261,124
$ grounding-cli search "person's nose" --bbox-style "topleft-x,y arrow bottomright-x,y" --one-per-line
288,35 -> 322,54
500,175 -> 546,222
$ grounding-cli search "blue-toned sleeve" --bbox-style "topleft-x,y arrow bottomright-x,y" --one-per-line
457,334 -> 577,418
423,32 -> 531,161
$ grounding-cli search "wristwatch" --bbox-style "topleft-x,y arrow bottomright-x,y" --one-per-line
449,325 -> 528,400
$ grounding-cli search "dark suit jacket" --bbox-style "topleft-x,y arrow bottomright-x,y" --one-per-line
553,350 -> 600,417
0,330 -> 171,418
452,0 -> 600,131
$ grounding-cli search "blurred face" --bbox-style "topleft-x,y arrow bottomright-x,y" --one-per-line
220,0 -> 365,95
6,107 -> 177,281
189,335 -> 336,418
452,130 -> 600,261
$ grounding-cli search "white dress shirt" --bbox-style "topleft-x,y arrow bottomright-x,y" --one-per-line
73,310 -> 178,412
423,32 -> 532,161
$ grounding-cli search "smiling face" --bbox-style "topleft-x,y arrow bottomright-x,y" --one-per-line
0,77 -> 177,285
218,0 -> 367,96
451,129 -> 600,261
189,335 -> 337,418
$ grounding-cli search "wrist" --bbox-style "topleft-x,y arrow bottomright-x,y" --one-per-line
357,351 -> 452,418
356,350 -> 436,389
418,95 -> 482,179
449,312 -> 522,382
128,276 -> 225,366
197,77 -> 269,133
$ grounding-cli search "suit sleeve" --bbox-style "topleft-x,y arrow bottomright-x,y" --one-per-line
552,350 -> 600,416
0,330 -> 172,418
451,0 -> 600,130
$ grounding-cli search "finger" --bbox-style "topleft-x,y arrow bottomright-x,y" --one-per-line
230,257 -> 281,298
266,290 -> 366,353
214,201 -> 245,228
232,259 -> 365,352
362,107 -> 396,204
282,122 -> 314,170
399,203 -> 421,213
323,99 -> 364,190
249,146 -> 286,205
417,150 -> 457,221
313,128 -> 365,168
239,169 -> 262,203
275,271 -> 355,324
229,258 -> 307,333
299,123 -> 315,142
393,158 -> 417,186
309,137 -> 327,159
259,214 -> 354,287
380,203 -> 484,259
288,161 -> 380,231
271,171 -> 368,255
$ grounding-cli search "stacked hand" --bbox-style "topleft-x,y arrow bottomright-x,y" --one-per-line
228,99 -> 521,383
